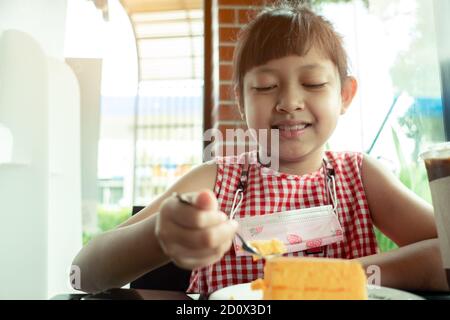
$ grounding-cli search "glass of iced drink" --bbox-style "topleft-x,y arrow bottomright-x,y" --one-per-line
420,142 -> 450,287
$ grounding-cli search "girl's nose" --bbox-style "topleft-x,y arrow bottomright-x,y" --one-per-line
275,87 -> 305,113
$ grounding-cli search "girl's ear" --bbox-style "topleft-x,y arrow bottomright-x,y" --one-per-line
234,86 -> 245,120
340,76 -> 358,115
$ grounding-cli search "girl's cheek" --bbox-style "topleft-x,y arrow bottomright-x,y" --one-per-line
310,95 -> 339,112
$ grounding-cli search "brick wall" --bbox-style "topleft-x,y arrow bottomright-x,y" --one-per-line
210,0 -> 271,157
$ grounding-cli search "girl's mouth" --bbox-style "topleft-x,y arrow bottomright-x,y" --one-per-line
272,124 -> 311,139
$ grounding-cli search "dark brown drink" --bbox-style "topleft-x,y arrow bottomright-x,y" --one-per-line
424,158 -> 450,182
421,144 -> 450,288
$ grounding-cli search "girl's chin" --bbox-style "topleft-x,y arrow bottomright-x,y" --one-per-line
277,149 -> 309,162
277,143 -> 323,161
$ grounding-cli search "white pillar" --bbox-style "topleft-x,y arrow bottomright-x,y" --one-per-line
66,58 -> 103,235
0,29 -> 49,299
47,57 -> 82,299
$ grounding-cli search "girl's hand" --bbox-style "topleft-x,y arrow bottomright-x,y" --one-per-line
155,189 -> 239,270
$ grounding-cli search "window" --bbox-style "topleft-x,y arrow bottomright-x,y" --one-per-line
65,0 -> 138,243
132,9 -> 204,205
319,0 -> 445,251
65,0 -> 204,244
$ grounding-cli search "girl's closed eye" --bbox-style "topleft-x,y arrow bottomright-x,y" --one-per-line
252,85 -> 278,92
303,82 -> 328,89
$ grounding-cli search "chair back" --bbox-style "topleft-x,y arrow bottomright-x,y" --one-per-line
129,206 -> 192,291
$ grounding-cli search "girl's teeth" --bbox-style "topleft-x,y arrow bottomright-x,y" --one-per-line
278,124 -> 308,130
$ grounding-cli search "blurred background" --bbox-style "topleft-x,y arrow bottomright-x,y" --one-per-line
1,0 -> 449,299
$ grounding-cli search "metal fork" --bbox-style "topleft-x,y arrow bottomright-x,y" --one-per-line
234,232 -> 263,257
174,192 -> 267,258
235,232 -> 283,260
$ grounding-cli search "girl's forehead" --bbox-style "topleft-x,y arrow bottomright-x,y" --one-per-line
246,53 -> 337,77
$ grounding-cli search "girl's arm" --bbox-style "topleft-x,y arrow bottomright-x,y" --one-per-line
360,154 -> 449,291
357,238 -> 448,291
71,162 -> 218,293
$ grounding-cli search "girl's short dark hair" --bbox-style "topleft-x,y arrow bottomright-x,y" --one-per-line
233,2 -> 349,107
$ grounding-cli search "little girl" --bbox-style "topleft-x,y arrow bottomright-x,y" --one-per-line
72,2 -> 449,294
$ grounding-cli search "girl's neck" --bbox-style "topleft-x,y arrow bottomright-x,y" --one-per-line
259,147 -> 326,176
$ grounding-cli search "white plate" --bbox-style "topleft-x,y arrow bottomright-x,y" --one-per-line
209,283 -> 424,300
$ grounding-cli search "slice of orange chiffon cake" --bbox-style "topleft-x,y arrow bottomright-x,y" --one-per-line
251,257 -> 368,300
248,239 -> 286,260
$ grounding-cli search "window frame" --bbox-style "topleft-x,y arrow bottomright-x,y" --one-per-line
433,0 -> 450,141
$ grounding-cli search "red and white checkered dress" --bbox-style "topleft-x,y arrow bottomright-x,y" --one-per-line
186,150 -> 378,294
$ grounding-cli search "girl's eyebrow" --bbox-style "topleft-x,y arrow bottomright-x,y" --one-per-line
297,63 -> 327,71
252,67 -> 277,75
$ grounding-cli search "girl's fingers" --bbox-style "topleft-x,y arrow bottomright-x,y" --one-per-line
156,215 -> 238,251
168,239 -> 234,260
172,220 -> 239,249
193,189 -> 219,211
156,190 -> 239,270
163,195 -> 228,229
171,240 -> 235,270
174,189 -> 218,211
173,256 -> 216,270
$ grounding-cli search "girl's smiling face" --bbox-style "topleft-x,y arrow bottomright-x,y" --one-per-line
241,48 -> 356,172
